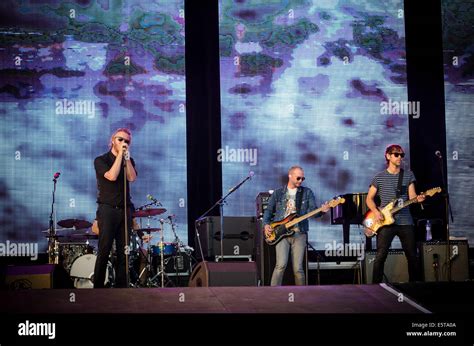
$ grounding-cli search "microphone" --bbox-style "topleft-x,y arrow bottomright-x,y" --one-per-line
53,172 -> 61,181
435,151 -> 442,159
147,194 -> 162,206
227,171 -> 255,193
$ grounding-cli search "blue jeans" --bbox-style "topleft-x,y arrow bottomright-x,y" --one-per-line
271,232 -> 307,286
372,225 -> 417,283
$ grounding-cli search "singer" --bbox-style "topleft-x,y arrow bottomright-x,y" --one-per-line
263,166 -> 330,286
366,144 -> 425,283
93,128 -> 137,288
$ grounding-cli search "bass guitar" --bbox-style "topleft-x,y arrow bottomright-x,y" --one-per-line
265,197 -> 345,246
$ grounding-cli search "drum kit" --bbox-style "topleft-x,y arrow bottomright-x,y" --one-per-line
44,204 -> 193,288
129,207 -> 192,288
43,219 -> 103,288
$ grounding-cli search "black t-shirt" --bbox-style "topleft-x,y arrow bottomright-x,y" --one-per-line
94,151 -> 136,208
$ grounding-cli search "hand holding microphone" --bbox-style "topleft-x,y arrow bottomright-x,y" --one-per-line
122,144 -> 130,161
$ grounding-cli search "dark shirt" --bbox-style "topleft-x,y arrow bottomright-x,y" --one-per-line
94,151 -> 136,208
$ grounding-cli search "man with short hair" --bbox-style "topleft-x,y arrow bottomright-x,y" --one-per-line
93,128 -> 137,288
263,166 -> 329,286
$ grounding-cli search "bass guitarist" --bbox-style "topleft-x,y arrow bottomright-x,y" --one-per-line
263,166 -> 329,286
366,144 -> 425,283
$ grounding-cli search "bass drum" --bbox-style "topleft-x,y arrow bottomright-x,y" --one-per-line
69,254 -> 114,288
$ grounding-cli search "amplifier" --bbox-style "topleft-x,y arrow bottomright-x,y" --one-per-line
421,241 -> 469,282
188,261 -> 257,287
195,216 -> 256,260
256,191 -> 273,219
4,264 -> 72,289
363,250 -> 409,284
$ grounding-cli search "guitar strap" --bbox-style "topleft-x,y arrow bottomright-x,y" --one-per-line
295,187 -> 303,215
396,169 -> 404,199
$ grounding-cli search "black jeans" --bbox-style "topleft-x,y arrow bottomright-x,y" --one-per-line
93,204 -> 132,288
372,224 -> 418,283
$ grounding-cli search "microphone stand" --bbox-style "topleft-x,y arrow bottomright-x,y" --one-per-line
123,157 -> 130,288
436,154 -> 454,281
195,173 -> 254,264
135,201 -> 155,211
48,176 -> 59,264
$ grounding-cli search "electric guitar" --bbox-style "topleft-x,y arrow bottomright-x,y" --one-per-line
265,197 -> 345,246
362,187 -> 442,237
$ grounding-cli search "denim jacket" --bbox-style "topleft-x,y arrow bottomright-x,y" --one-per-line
262,186 -> 321,234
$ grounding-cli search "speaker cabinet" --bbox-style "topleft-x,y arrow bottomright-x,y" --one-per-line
363,250 -> 409,284
188,261 -> 257,287
421,241 -> 469,282
195,216 -> 256,260
4,264 -> 72,289
255,219 -> 307,286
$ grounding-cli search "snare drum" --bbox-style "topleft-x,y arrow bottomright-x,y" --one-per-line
151,242 -> 177,257
69,254 -> 113,288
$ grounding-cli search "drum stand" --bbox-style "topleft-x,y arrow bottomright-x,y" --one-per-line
150,218 -> 168,288
169,216 -> 187,283
136,219 -> 171,287
136,228 -> 159,288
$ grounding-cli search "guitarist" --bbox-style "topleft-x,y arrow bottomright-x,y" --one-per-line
366,144 -> 425,283
263,166 -> 329,286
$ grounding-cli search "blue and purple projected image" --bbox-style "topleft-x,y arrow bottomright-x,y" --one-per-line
219,0 -> 411,248
442,0 -> 474,245
0,0 -> 187,251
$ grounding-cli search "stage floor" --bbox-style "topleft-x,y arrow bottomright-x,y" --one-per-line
1,284 -> 426,314
5,284 -> 474,345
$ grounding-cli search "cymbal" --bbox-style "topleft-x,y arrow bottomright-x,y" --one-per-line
70,230 -> 99,239
42,228 -> 74,233
134,228 -> 161,233
133,208 -> 167,218
71,233 -> 98,239
57,219 -> 92,229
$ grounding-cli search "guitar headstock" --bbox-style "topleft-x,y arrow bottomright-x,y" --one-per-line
327,196 -> 345,208
424,187 -> 442,197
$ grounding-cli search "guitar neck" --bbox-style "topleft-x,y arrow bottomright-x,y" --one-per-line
388,188 -> 440,215
286,207 -> 323,228
391,197 -> 418,214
